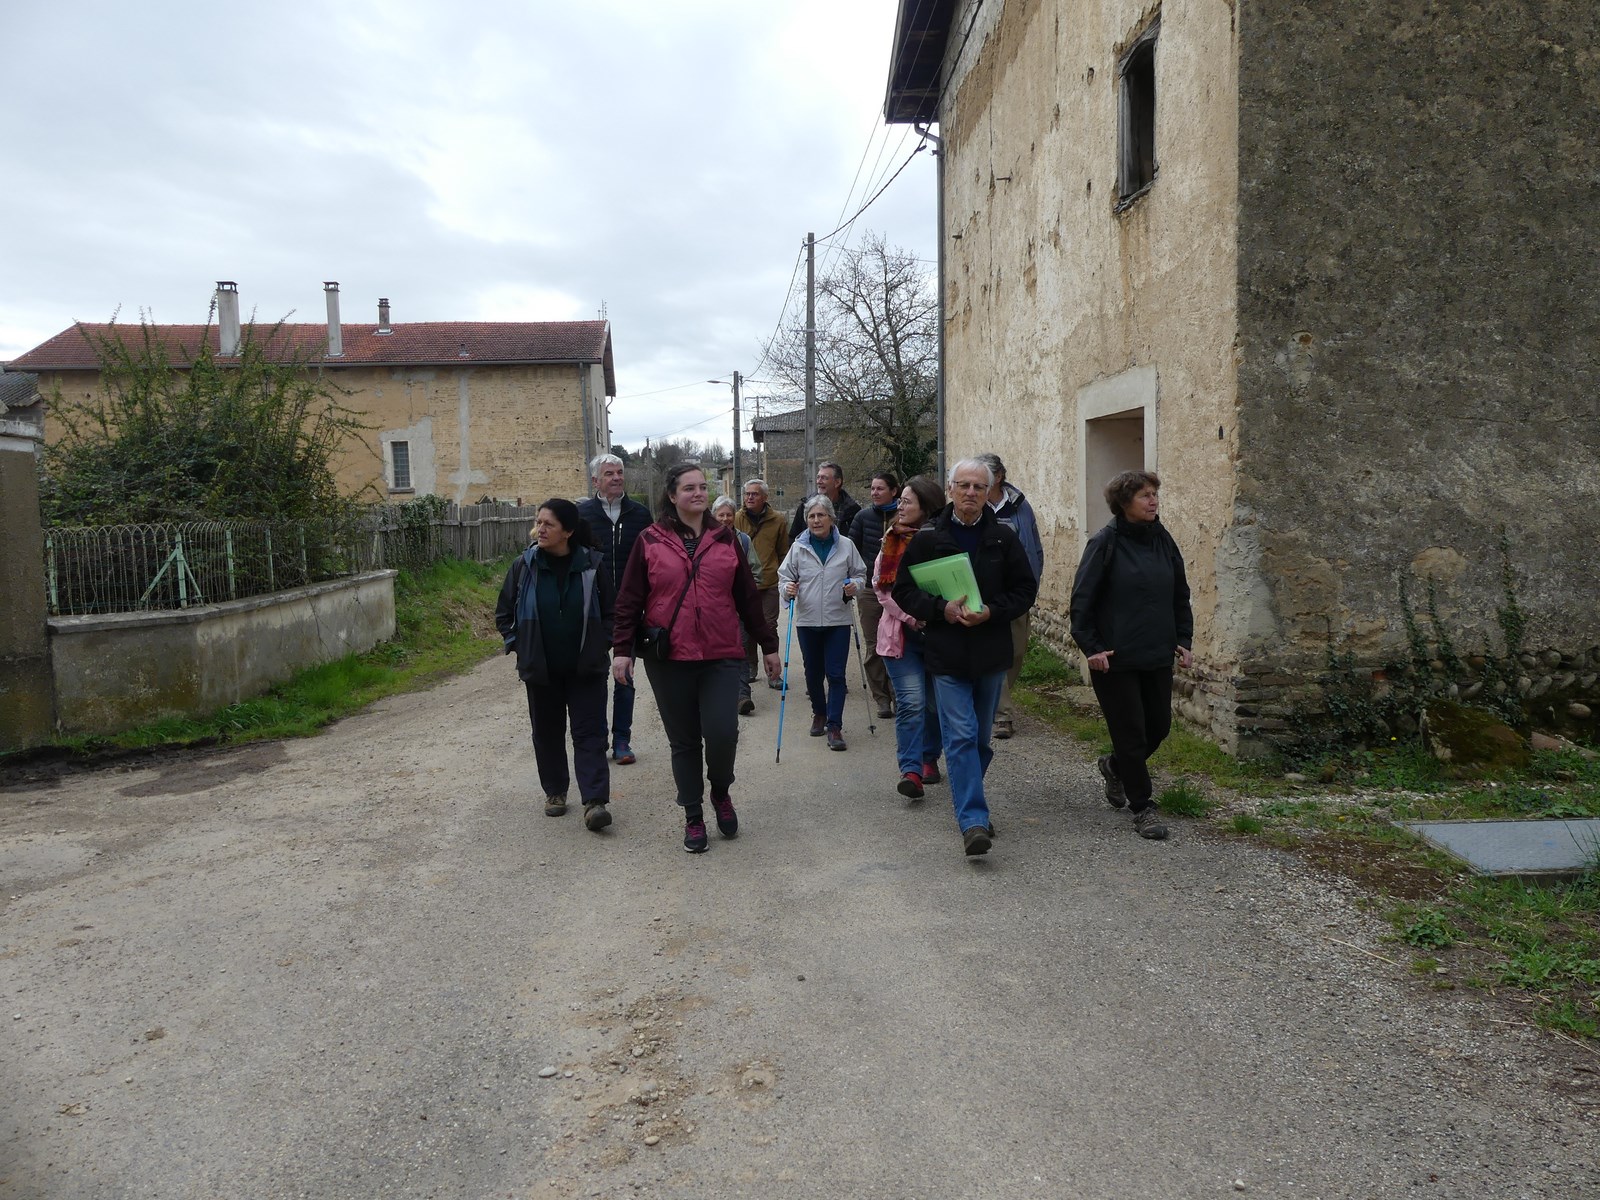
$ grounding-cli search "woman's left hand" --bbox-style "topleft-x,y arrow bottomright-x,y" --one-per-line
1175,646 -> 1194,669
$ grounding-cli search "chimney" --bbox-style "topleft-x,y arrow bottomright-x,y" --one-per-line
216,281 -> 241,356
324,282 -> 343,357
377,297 -> 392,334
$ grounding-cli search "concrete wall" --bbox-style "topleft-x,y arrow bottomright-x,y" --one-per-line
938,0 -> 1241,733
38,361 -> 599,508
1232,2 -> 1600,743
49,571 -> 396,735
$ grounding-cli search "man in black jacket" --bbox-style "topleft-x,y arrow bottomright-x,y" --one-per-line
892,459 -> 1038,857
847,470 -> 900,718
575,453 -> 653,765
789,461 -> 861,539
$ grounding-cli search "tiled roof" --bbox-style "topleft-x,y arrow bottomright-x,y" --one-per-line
7,320 -> 617,395
0,371 -> 40,410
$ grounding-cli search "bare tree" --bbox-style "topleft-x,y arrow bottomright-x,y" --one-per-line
764,233 -> 938,486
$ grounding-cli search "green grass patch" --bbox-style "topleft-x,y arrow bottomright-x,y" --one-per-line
1230,814 -> 1264,835
1158,778 -> 1210,817
12,556 -> 510,758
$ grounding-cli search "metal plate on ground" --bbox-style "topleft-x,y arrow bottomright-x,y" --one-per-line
1400,818 -> 1600,879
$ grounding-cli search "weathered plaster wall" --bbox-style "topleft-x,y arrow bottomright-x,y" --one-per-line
939,0 -> 1242,735
49,571 -> 396,735
0,425 -> 55,750
1234,2 -> 1600,743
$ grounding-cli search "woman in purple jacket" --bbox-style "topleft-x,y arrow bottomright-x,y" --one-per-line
612,463 -> 781,853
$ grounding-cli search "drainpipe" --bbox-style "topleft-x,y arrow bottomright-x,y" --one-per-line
579,364 -> 594,483
324,282 -> 343,357
917,123 -> 946,481
216,281 -> 241,357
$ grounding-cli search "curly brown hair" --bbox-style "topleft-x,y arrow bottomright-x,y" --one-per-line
1104,470 -> 1160,516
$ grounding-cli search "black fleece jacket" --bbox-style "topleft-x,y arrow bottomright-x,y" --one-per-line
890,505 -> 1038,679
1069,515 -> 1193,671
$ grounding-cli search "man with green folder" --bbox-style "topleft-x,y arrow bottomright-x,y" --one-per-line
892,458 -> 1038,856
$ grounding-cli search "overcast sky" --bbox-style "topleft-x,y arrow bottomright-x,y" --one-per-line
0,0 -> 937,451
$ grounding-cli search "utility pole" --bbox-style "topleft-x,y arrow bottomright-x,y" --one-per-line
804,232 -> 817,486
731,371 -> 743,499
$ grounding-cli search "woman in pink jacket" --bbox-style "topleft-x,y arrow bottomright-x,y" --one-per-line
875,475 -> 948,800
613,463 -> 781,853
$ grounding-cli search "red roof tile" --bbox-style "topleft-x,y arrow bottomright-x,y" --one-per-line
7,320 -> 617,395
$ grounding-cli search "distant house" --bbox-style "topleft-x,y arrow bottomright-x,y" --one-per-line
8,283 -> 616,506
885,2 -> 1600,752
751,404 -> 915,502
0,370 -> 42,439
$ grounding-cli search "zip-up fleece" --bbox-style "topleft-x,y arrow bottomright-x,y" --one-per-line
612,522 -> 778,660
1069,515 -> 1193,671
777,531 -> 868,628
494,544 -> 614,684
890,505 -> 1038,679
576,495 -> 653,586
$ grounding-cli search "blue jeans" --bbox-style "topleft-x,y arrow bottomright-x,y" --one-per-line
610,677 -> 636,749
932,671 -> 1005,833
883,644 -> 942,776
796,625 -> 851,729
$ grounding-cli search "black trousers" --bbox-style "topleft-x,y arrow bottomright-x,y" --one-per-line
641,657 -> 743,808
1089,667 -> 1173,808
525,674 -> 610,804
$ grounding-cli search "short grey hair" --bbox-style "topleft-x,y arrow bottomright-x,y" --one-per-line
710,494 -> 738,515
589,452 -> 624,478
976,452 -> 1005,481
947,457 -> 995,488
742,478 -> 769,496
803,493 -> 836,518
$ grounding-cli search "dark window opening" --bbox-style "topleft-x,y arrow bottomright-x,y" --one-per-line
390,440 -> 412,491
1117,20 -> 1159,207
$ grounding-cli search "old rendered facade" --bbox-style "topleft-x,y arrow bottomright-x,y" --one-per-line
887,1 -> 1600,752
9,284 -> 616,507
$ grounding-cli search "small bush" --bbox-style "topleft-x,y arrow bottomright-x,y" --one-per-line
1158,779 -> 1209,817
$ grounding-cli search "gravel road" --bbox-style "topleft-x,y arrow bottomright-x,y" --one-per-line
3,654 -> 1597,1199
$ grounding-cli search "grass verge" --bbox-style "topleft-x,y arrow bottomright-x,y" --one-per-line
6,556 -> 510,759
1019,641 -> 1600,1042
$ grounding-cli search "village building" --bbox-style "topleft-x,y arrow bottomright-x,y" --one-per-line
885,1 -> 1599,752
8,282 -> 616,506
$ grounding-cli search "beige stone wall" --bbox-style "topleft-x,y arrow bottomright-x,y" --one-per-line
939,0 -> 1242,737
38,362 -> 597,509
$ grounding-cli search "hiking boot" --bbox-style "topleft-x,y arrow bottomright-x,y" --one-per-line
768,678 -> 783,690
1132,804 -> 1168,840
1097,755 -> 1128,809
613,742 -> 636,765
986,819 -> 999,840
810,714 -> 827,737
877,703 -> 894,719
993,718 -> 1014,740
683,817 -> 709,853
897,772 -> 924,800
710,793 -> 739,839
582,802 -> 612,831
826,727 -> 847,751
921,762 -> 942,786
962,825 -> 992,856
544,796 -> 569,817
739,697 -> 756,716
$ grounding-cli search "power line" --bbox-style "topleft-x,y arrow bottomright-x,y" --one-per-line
615,379 -> 720,401
815,140 -> 928,246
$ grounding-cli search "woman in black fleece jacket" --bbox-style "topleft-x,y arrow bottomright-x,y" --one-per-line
1069,470 -> 1194,840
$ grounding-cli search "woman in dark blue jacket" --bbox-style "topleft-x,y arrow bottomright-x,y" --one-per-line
495,498 -> 616,831
1070,470 -> 1194,841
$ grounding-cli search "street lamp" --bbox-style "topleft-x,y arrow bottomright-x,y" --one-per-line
708,373 -> 743,498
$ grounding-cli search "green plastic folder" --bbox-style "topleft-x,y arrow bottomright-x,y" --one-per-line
907,553 -> 984,613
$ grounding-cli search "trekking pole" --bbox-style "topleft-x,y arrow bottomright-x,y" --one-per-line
776,598 -> 796,763
847,596 -> 877,737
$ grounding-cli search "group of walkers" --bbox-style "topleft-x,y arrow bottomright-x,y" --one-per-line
495,449 -> 1194,858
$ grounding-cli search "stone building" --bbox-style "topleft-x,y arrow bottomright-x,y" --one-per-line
886,1 -> 1599,751
9,283 -> 616,506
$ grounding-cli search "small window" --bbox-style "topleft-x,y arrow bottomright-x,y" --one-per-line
390,440 -> 412,491
1117,19 -> 1159,208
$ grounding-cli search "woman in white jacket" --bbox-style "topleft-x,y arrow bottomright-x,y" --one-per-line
778,494 -> 868,750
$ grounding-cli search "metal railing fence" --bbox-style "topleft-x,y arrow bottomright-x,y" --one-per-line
43,502 -> 542,617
